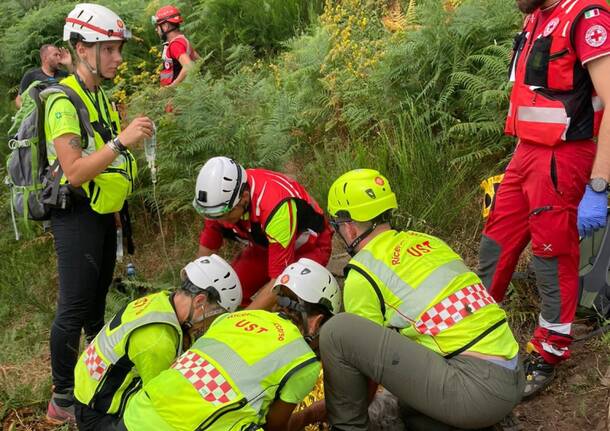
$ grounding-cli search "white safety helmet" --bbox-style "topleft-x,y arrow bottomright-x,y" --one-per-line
181,254 -> 242,312
193,157 -> 248,218
274,258 -> 342,315
63,3 -> 132,43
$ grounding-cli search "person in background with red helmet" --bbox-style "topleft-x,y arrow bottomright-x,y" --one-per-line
152,5 -> 199,87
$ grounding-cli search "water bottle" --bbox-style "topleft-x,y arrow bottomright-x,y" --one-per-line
144,122 -> 157,183
126,262 -> 136,278
116,228 -> 124,262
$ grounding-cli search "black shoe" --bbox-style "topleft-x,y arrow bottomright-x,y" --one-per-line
522,352 -> 555,399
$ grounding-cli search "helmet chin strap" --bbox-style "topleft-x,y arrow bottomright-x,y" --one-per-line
158,22 -> 177,42
79,44 -> 110,82
183,297 -> 225,330
278,296 -> 321,355
340,222 -> 378,256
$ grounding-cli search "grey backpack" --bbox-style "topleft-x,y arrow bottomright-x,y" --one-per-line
5,82 -> 94,239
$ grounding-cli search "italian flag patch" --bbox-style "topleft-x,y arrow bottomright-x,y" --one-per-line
585,9 -> 600,19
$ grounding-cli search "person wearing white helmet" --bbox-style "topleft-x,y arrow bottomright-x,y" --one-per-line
72,255 -> 242,430
45,3 -> 155,424
120,258 -> 341,431
193,156 -> 334,311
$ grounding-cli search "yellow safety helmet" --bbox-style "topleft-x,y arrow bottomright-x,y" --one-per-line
327,169 -> 397,222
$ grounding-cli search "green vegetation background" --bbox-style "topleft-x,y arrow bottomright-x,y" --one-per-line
0,0 -> 523,421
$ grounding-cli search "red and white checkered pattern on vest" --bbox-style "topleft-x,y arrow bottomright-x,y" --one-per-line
415,283 -> 496,336
172,351 -> 238,405
84,343 -> 108,381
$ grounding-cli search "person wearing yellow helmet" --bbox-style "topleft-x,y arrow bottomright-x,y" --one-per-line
311,169 -> 524,430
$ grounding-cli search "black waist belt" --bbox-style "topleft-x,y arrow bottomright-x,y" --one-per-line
444,318 -> 507,360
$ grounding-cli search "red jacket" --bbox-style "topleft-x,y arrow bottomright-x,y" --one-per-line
199,169 -> 328,254
160,35 -> 198,86
505,0 -> 607,146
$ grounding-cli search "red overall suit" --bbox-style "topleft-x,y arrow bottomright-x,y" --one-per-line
479,0 -> 610,364
199,169 -> 333,305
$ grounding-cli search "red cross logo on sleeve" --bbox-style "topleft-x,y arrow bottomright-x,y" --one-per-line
585,25 -> 608,48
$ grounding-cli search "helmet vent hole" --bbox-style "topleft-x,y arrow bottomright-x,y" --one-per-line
222,189 -> 232,193
300,268 -> 311,275
77,10 -> 84,18
342,182 -> 348,193
213,278 -> 219,282
224,272 -> 231,279
223,177 -> 232,181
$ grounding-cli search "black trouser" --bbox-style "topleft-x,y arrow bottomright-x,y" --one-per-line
75,401 -> 124,431
50,199 -> 116,392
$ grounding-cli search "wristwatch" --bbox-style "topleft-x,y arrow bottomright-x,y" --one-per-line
589,177 -> 609,193
113,137 -> 127,152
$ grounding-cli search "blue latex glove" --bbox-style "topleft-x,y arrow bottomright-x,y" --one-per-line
577,184 -> 608,237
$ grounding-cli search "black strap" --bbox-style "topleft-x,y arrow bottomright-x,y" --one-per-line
444,318 -> 507,360
274,356 -> 318,402
344,264 -> 386,319
120,202 -> 135,255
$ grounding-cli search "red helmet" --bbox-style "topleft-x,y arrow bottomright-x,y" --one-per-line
152,5 -> 183,25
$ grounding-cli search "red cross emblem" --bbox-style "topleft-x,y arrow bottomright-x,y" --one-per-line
585,25 -> 608,48
543,18 -> 559,37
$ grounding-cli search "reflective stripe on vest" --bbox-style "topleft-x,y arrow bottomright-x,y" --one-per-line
187,336 -> 313,413
415,283 -> 496,336
352,249 -> 472,328
516,96 -> 604,138
95,311 -> 180,366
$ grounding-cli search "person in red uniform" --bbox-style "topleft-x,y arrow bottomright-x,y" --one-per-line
193,157 -> 333,310
152,5 -> 198,87
478,0 -> 610,398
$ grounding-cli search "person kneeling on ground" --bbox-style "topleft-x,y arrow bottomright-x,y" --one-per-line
72,255 -> 242,431
193,156 -> 333,310
301,169 -> 524,431
120,258 -> 341,431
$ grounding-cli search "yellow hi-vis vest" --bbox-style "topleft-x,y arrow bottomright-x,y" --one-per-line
74,291 -> 182,416
123,310 -> 319,431
44,74 -> 137,214
346,230 -> 518,359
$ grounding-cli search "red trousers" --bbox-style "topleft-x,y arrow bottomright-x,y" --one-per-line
232,227 -> 333,306
479,140 -> 595,364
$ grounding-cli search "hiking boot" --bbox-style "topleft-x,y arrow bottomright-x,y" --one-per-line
522,352 -> 555,399
46,390 -> 75,424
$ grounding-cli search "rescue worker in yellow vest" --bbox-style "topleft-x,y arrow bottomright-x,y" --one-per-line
73,255 -> 242,431
120,258 -> 342,431
46,4 -> 154,424
316,169 -> 524,430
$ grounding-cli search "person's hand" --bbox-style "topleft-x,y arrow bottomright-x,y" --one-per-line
117,116 -> 154,148
577,184 -> 608,237
58,48 -> 72,66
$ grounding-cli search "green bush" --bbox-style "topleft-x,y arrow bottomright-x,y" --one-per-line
185,0 -> 324,63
